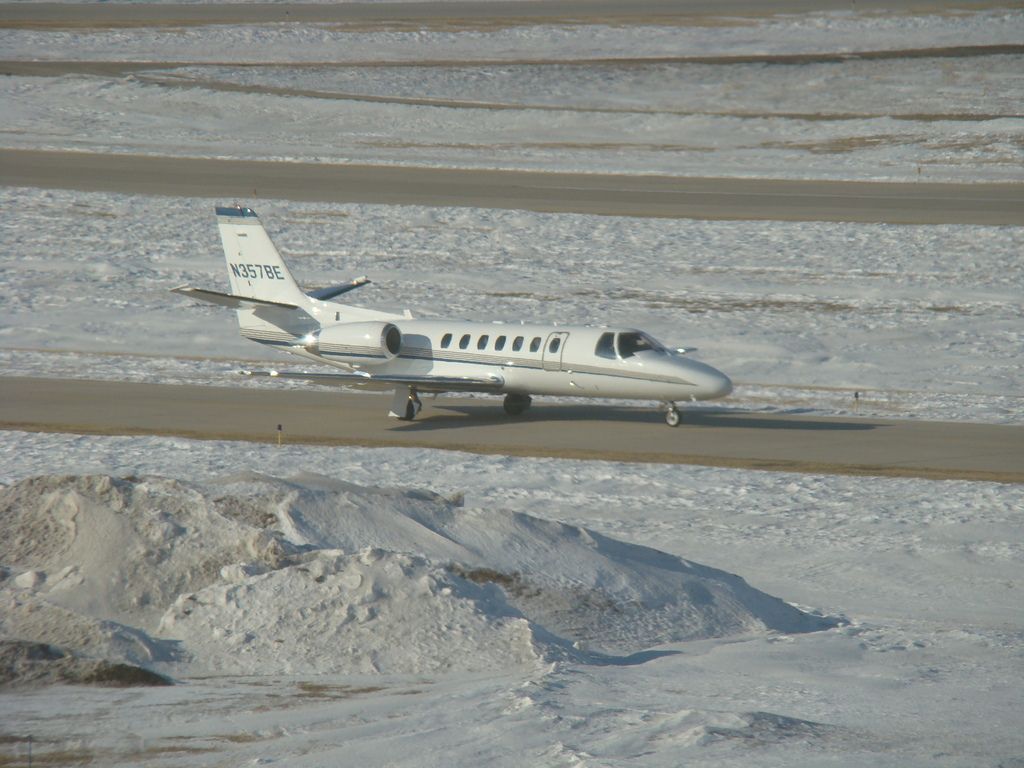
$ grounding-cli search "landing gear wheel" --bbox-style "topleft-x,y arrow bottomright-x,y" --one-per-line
400,393 -> 422,421
503,393 -> 532,417
665,405 -> 681,427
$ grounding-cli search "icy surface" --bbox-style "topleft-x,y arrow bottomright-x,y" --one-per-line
1,10 -> 1021,180
2,188 -> 1021,423
0,432 -> 1021,766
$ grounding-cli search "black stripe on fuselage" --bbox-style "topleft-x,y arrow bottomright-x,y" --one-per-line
401,348 -> 695,387
243,335 -> 696,388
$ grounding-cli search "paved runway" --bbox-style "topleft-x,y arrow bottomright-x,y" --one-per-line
1,0 -> 1011,27
2,377 -> 1021,483
3,149 -> 1021,225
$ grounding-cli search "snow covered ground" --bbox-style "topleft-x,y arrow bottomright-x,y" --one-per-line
7,10 -> 1020,65
1,5 -> 1022,767
1,9 -> 1022,180
2,187 -> 1021,423
0,435 -> 1021,766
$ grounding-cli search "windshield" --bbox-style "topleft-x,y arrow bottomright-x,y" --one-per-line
617,331 -> 664,359
595,332 -> 616,359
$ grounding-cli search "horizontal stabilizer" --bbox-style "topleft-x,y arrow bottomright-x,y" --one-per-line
171,286 -> 299,310
241,369 -> 505,394
307,277 -> 371,302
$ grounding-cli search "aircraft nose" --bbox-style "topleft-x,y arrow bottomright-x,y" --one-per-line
709,369 -> 733,399
677,358 -> 733,400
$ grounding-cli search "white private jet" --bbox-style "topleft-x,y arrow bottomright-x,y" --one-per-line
172,205 -> 732,426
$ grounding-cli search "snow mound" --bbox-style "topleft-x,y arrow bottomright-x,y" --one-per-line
0,474 -> 292,628
0,640 -> 171,689
1,591 -> 181,668
212,473 -> 832,653
159,548 -> 541,675
0,474 -> 833,677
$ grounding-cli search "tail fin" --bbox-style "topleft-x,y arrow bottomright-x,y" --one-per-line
216,206 -> 309,307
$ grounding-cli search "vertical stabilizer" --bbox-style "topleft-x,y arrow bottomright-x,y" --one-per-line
216,206 -> 309,306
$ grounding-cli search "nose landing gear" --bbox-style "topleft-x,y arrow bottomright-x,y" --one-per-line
663,403 -> 681,427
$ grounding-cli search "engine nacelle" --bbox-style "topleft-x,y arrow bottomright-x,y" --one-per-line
301,321 -> 401,366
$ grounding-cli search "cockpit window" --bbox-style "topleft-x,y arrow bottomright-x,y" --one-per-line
617,331 -> 662,359
595,332 -> 616,359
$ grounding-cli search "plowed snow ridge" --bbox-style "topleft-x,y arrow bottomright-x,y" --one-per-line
0,473 -> 832,678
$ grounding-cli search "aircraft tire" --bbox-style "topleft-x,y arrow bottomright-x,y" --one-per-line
665,406 -> 681,427
503,393 -> 532,417
400,394 -> 422,421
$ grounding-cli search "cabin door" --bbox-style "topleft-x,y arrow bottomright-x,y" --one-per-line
542,332 -> 570,372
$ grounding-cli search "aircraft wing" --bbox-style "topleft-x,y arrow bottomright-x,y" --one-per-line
240,369 -> 505,394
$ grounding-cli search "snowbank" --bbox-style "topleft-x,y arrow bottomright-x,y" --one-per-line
0,640 -> 171,689
0,473 -> 832,679
159,548 -> 543,675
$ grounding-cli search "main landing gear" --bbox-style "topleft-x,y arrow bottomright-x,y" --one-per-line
663,403 -> 681,427
503,393 -> 532,417
402,393 -> 423,421
392,390 -> 422,421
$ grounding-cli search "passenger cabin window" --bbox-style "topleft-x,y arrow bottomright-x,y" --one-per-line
529,337 -> 542,353
617,332 -> 656,359
512,336 -> 524,352
495,335 -> 506,351
441,333 -> 453,349
477,335 -> 489,350
595,332 -> 616,359
548,338 -> 561,354
459,334 -> 471,350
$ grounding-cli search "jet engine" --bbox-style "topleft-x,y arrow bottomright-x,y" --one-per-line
299,321 -> 402,365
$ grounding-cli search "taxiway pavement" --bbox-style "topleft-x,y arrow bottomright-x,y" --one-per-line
3,149 -> 1021,225
1,0 -> 1013,27
2,377 -> 1021,483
